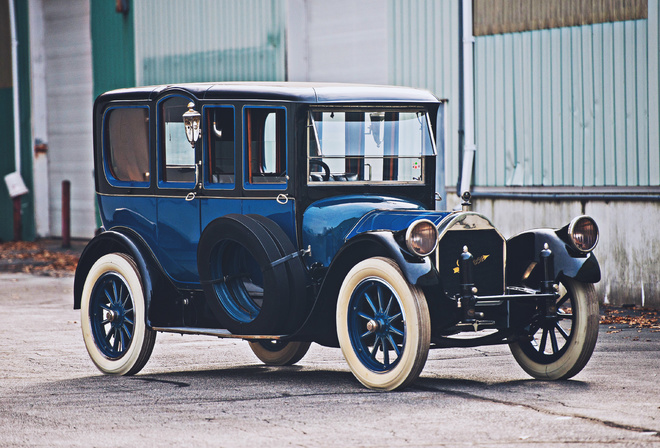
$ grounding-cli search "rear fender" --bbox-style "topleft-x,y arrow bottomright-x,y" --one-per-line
73,228 -> 179,326
506,229 -> 601,287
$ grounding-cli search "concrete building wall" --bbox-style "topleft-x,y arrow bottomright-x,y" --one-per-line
467,197 -> 660,308
42,0 -> 96,238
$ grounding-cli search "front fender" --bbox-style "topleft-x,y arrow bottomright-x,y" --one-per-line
506,229 -> 601,286
295,231 -> 437,347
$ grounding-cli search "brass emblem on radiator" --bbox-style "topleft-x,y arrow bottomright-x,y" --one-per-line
453,254 -> 490,274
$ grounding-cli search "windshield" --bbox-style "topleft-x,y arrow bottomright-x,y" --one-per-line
308,110 -> 435,184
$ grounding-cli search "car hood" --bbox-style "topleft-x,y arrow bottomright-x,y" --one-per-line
302,195 -> 450,268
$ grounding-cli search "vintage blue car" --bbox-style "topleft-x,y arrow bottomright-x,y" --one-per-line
74,83 -> 600,390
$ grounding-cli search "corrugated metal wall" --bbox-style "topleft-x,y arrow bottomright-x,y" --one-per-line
134,0 -> 286,85
474,15 -> 659,187
389,0 -> 461,187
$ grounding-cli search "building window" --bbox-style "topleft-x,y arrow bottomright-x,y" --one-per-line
473,0 -> 647,36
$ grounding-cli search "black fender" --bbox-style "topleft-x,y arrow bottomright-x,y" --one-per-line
295,231 -> 437,347
506,229 -> 601,287
73,228 -> 179,327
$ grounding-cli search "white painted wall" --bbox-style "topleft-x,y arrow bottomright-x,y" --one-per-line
471,197 -> 660,308
287,0 -> 389,84
28,0 -> 50,237
43,0 -> 96,238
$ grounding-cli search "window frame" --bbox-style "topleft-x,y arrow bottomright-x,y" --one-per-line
101,105 -> 151,189
242,105 -> 288,191
157,94 -> 198,190
202,104 -> 237,191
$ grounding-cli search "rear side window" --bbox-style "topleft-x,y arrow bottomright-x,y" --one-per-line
104,107 -> 150,187
244,107 -> 287,189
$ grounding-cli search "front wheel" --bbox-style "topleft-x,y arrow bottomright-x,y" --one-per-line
509,278 -> 599,380
337,257 -> 431,391
248,340 -> 311,366
80,253 -> 156,375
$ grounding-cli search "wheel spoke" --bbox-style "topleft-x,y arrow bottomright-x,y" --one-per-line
111,281 -> 119,304
105,328 -> 113,343
370,336 -> 381,359
360,330 -> 372,339
387,312 -> 402,325
364,292 -> 378,315
382,338 -> 390,366
555,322 -> 570,340
386,334 -> 401,356
119,327 -> 126,352
539,328 -> 548,353
557,312 -> 573,320
550,329 -> 560,354
112,328 -> 120,351
388,326 -> 404,338
357,311 -> 373,321
376,284 -> 384,313
122,324 -> 132,343
124,316 -> 134,326
384,295 -> 393,315
556,292 -> 570,308
104,289 -> 114,305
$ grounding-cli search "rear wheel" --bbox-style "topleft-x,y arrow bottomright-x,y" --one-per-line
510,278 -> 599,380
337,257 -> 430,391
248,340 -> 311,366
80,253 -> 156,375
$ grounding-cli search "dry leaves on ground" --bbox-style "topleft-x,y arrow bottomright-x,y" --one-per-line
0,241 -> 79,274
600,306 -> 660,333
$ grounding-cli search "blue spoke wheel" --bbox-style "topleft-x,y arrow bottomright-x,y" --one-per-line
337,257 -> 430,391
81,253 -> 156,375
510,278 -> 598,380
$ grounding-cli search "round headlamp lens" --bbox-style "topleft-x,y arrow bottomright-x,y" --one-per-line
569,216 -> 599,253
406,220 -> 439,257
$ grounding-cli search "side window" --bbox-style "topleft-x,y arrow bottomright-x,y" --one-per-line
104,107 -> 150,186
160,96 -> 195,184
206,106 -> 235,185
245,107 -> 286,187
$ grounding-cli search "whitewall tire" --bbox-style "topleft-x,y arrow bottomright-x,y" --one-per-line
337,257 -> 431,391
80,253 -> 156,375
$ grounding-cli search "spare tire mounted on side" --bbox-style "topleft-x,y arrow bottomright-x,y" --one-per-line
197,214 -> 307,335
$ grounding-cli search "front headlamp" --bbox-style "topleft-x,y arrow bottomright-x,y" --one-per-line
405,219 -> 439,257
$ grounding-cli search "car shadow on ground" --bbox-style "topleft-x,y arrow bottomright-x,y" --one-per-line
28,364 -> 592,404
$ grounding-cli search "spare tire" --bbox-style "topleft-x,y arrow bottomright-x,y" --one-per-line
247,215 -> 310,331
197,214 -> 291,335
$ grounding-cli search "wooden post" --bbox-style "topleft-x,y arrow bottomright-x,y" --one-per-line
62,180 -> 71,248
12,196 -> 21,241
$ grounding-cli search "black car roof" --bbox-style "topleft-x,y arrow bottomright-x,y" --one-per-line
97,82 -> 440,104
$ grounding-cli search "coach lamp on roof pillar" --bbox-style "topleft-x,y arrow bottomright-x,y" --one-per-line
183,102 -> 201,148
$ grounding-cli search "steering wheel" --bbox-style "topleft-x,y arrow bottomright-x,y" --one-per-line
309,159 -> 331,181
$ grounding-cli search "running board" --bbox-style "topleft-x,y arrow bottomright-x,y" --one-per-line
152,326 -> 284,340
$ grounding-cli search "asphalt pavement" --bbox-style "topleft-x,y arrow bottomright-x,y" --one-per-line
0,271 -> 659,447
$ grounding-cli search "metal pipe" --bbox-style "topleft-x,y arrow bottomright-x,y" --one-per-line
9,0 -> 21,174
471,192 -> 660,202
459,0 -> 476,196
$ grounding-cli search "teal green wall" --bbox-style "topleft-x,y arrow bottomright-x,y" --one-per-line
17,0 -> 34,241
0,87 -> 16,241
90,0 -> 136,99
0,0 -> 35,242
133,0 -> 286,85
